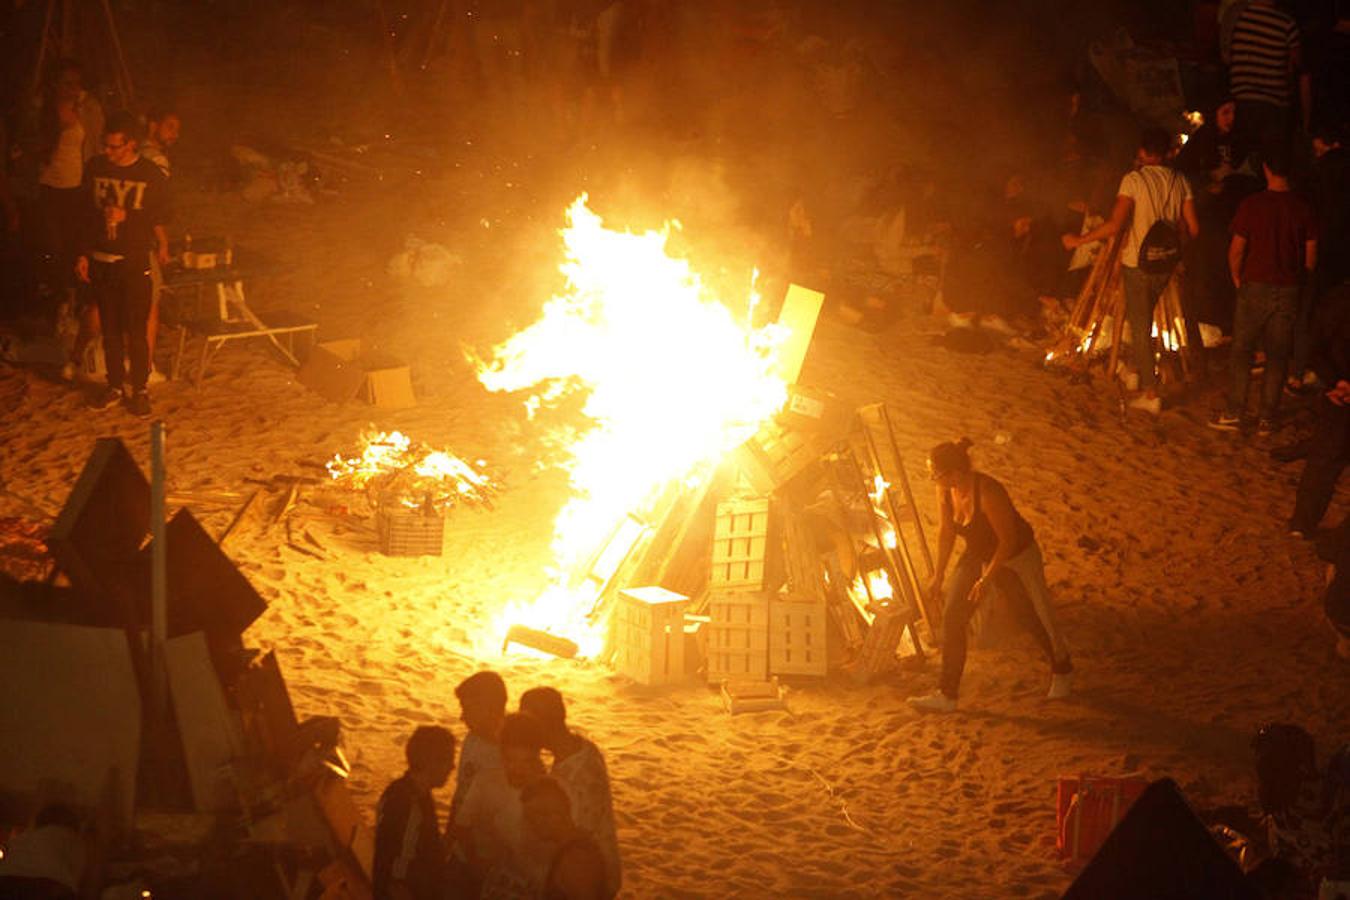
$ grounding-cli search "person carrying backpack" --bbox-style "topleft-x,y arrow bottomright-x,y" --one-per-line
1208,143 -> 1318,436
1063,126 -> 1199,414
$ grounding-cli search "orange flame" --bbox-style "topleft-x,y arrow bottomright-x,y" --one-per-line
475,196 -> 789,654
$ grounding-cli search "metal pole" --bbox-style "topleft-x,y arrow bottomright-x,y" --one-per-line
150,421 -> 167,721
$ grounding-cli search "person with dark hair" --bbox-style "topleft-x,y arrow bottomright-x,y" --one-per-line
373,726 -> 457,900
74,109 -> 171,418
907,438 -> 1072,713
519,687 -> 621,898
1176,98 -> 1261,335
1208,146 -> 1318,435
141,108 -> 180,178
0,803 -> 86,899
452,712 -> 547,896
1063,127 -> 1199,414
444,670 -> 508,897
520,778 -> 609,900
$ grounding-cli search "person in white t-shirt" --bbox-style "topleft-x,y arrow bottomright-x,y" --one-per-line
1064,127 -> 1199,414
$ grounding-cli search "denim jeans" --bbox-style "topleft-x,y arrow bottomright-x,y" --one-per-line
1122,266 -> 1173,391
1227,282 -> 1299,420
938,544 -> 1071,699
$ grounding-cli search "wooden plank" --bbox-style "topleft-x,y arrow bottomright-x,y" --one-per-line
0,620 -> 141,827
164,631 -> 243,812
772,284 -> 825,384
220,489 -> 267,546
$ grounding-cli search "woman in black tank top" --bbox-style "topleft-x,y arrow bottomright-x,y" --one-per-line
907,438 -> 1072,713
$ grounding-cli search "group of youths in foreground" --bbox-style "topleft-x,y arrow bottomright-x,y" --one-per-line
374,674 -> 620,900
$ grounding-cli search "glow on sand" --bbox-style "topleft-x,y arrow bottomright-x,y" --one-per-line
475,196 -> 790,656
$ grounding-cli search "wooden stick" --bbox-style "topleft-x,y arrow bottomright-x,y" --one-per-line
220,489 -> 266,546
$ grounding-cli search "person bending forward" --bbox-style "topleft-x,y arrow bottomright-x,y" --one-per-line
908,438 -> 1072,713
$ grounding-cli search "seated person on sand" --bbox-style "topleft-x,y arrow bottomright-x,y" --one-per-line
907,438 -> 1073,713
446,670 -> 508,897
373,725 -> 457,900
520,687 -> 621,898
451,712 -> 549,898
521,777 -> 610,900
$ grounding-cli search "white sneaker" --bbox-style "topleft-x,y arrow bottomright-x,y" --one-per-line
1128,394 -> 1162,415
1047,673 -> 1073,700
60,361 -> 76,382
907,690 -> 957,713
147,367 -> 167,386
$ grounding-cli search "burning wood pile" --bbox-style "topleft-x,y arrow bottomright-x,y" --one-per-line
327,429 -> 496,557
1044,230 -> 1192,383
469,197 -> 943,699
0,439 -> 376,897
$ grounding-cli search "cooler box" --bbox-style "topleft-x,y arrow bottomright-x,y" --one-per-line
1057,773 -> 1148,863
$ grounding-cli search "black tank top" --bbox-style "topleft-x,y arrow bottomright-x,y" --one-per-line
951,472 -> 1034,564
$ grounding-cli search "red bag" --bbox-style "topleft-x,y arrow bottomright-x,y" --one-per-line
1057,774 -> 1148,863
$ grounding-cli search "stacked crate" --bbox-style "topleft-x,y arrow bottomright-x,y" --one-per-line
706,590 -> 769,681
613,586 -> 688,686
768,593 -> 828,676
706,498 -> 773,682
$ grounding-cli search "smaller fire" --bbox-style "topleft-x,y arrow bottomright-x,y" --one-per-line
327,430 -> 496,511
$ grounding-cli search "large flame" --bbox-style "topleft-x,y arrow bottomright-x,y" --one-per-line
475,196 -> 790,654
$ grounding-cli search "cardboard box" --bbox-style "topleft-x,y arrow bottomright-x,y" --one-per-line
613,587 -> 688,686
298,339 -> 414,408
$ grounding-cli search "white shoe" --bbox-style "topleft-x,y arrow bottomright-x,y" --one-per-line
907,690 -> 957,713
60,362 -> 76,382
147,367 -> 167,386
1128,394 -> 1162,415
1047,673 -> 1073,700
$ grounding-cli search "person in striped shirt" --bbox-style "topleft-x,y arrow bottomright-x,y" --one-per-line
1227,0 -> 1311,155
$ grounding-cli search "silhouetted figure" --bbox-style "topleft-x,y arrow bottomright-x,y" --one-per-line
520,687 -> 621,898
521,777 -> 609,900
374,726 -> 457,900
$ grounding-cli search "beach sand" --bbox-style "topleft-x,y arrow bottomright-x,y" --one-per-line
3,108 -> 1348,898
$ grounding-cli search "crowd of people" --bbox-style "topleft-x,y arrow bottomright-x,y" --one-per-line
373,672 -> 621,900
0,56 -> 181,419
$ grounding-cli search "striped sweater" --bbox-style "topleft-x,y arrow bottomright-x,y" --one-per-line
1229,2 -> 1301,106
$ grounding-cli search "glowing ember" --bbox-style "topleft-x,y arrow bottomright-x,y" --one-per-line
327,430 -> 495,511
475,195 -> 790,654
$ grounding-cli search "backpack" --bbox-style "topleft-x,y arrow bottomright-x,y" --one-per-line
1136,168 -> 1184,274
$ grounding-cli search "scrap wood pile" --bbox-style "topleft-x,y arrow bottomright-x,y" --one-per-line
0,439 -> 376,898
1044,230 -> 1192,384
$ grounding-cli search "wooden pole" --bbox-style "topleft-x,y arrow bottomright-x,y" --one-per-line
150,421 -> 168,726
98,0 -> 135,106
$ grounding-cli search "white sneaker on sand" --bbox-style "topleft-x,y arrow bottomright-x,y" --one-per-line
1047,673 -> 1073,700
147,367 -> 167,386
907,690 -> 957,713
1128,395 -> 1162,415
60,362 -> 76,382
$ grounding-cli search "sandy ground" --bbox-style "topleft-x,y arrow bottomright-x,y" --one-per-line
4,100 -> 1350,898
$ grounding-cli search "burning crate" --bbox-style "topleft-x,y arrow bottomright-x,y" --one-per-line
769,594 -> 828,677
734,421 -> 826,495
376,497 -> 445,557
613,586 -> 688,686
711,498 -> 774,592
706,591 -> 769,683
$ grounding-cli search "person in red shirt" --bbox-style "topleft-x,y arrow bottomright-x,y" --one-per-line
1209,145 -> 1318,435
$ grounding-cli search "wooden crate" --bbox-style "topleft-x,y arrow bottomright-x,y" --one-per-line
711,499 -> 773,591
376,499 -> 445,557
733,422 -> 825,495
613,586 -> 688,686
706,591 -> 769,683
853,605 -> 909,683
769,594 -> 828,676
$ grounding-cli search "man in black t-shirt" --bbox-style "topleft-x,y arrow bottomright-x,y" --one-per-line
74,111 -> 170,418
374,725 -> 457,900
